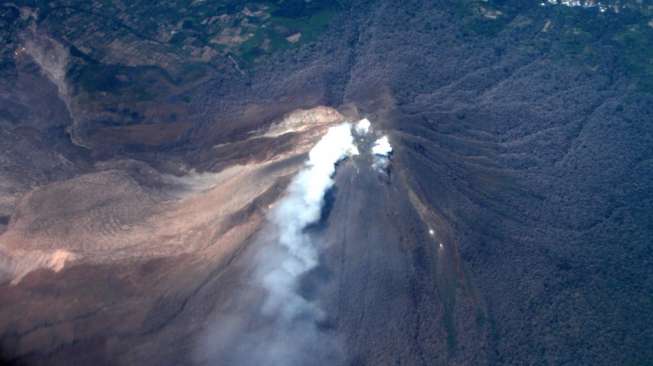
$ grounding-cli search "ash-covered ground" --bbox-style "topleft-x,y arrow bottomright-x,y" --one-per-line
0,1 -> 652,365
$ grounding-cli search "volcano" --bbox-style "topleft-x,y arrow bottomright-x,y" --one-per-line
0,1 -> 652,365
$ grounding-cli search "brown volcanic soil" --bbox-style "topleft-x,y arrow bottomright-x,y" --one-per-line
1,1 -> 653,365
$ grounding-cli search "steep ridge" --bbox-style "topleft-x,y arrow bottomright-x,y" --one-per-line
349,2 -> 653,364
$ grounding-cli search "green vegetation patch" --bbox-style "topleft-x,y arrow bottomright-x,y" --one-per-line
470,0 -> 653,93
545,3 -> 653,92
235,0 -> 341,65
454,0 -> 514,37
614,25 -> 653,92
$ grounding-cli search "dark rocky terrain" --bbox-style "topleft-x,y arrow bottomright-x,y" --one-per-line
0,0 -> 652,365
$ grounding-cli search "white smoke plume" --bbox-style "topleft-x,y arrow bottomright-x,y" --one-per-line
199,123 -> 358,366
371,136 -> 392,156
372,135 -> 393,172
262,123 -> 358,319
354,118 -> 371,135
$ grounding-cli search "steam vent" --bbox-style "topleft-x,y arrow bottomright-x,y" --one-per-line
1,1 -> 652,365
